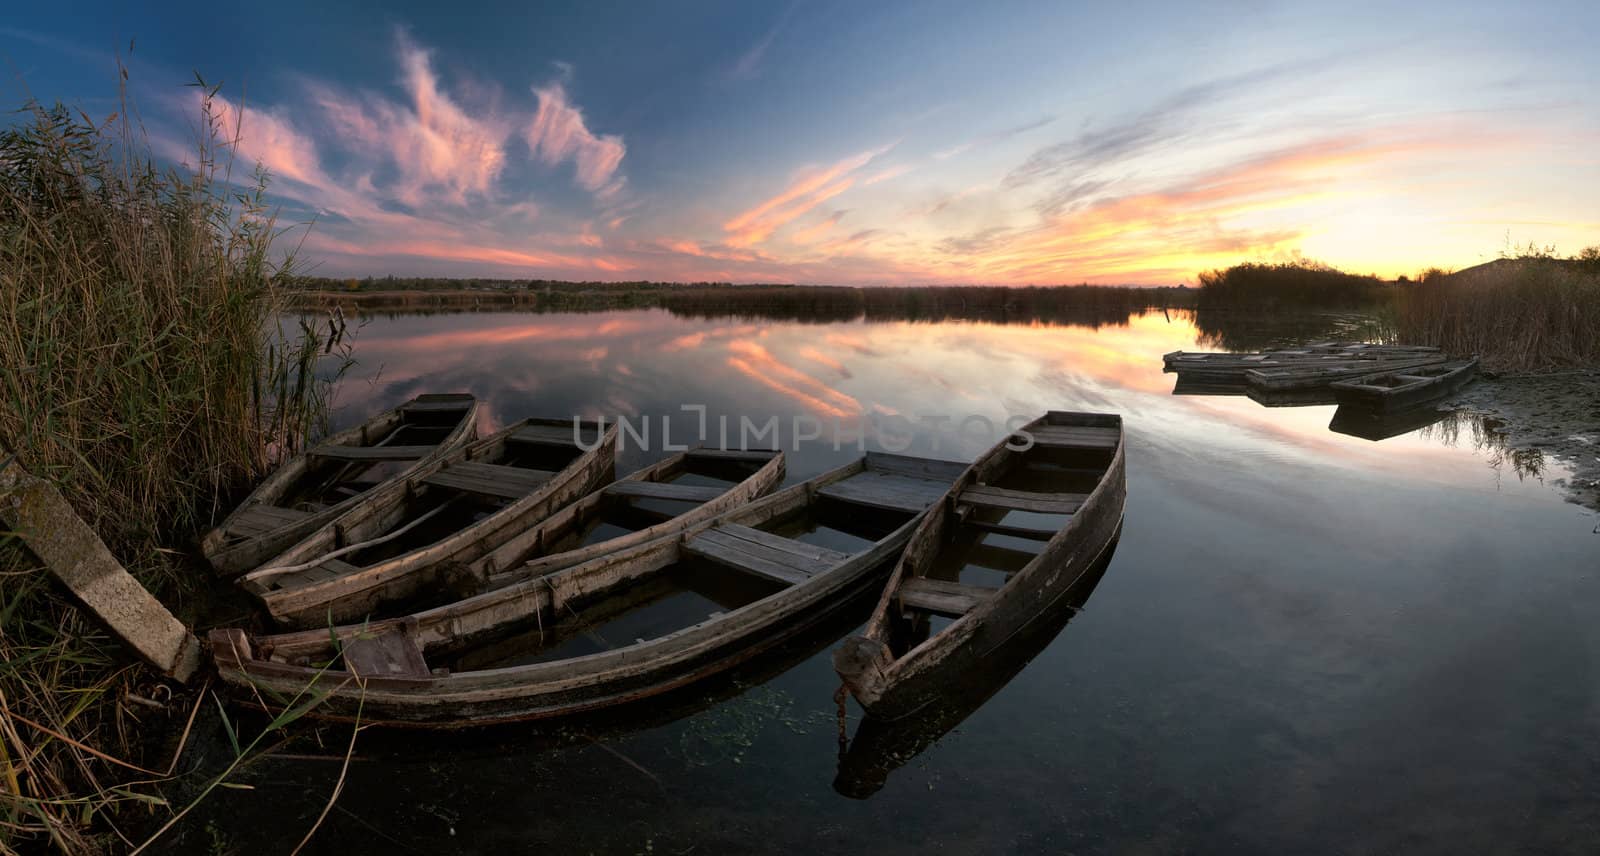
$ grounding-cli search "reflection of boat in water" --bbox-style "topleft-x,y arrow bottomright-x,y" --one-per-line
1245,386 -> 1338,408
1330,358 -> 1480,413
1170,375 -> 1250,396
1328,404 -> 1453,442
834,412 -> 1126,721
834,535 -> 1120,799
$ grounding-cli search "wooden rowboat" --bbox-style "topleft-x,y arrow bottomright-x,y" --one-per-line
209,452 -> 966,726
1329,358 -> 1479,414
477,446 -> 785,586
239,417 -> 618,628
833,411 -> 1127,721
1245,354 -> 1447,392
202,394 -> 479,577
835,531 -> 1120,798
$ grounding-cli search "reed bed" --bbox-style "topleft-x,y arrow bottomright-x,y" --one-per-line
0,81 -> 336,852
1395,258 -> 1600,373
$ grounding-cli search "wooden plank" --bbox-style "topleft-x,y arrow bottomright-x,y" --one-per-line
309,444 -> 437,461
960,485 -> 1087,515
603,480 -> 727,503
1026,426 -> 1119,451
964,541 -> 1037,574
865,453 -> 967,482
966,519 -> 1058,541
227,504 -> 315,537
684,529 -> 841,586
897,578 -> 999,618
399,399 -> 474,413
714,523 -> 853,565
685,448 -> 778,463
0,456 -> 201,681
817,471 -> 950,513
341,629 -> 431,679
508,424 -> 598,447
423,461 -> 553,500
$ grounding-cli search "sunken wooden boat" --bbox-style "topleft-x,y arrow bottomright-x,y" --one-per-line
835,532 -> 1120,799
476,446 -> 785,586
1245,353 -> 1448,392
239,417 -> 618,628
833,411 -> 1126,721
202,394 -> 479,577
1329,358 -> 1479,414
209,452 -> 966,726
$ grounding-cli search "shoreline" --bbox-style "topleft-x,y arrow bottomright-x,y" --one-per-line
1448,371 -> 1600,515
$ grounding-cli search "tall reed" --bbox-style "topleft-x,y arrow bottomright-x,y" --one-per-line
1395,258 -> 1600,372
0,78 -> 337,852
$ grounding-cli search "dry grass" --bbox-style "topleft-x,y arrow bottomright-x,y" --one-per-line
1395,258 -> 1600,372
0,77 -> 337,852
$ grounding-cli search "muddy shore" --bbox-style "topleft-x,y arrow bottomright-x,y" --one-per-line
1446,370 -> 1600,516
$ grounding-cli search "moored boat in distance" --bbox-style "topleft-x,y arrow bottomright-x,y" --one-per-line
1244,353 -> 1448,392
209,452 -> 967,726
202,393 -> 479,577
239,417 -> 618,628
833,411 -> 1127,721
1329,358 -> 1479,414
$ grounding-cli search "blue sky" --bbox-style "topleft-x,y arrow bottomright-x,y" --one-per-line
3,1 -> 1597,283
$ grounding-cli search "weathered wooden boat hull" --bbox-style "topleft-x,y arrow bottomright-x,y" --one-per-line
201,394 -> 479,577
1329,358 -> 1479,414
241,417 -> 618,628
1245,354 -> 1448,392
834,527 -> 1120,799
477,447 -> 785,585
834,411 -> 1128,721
210,453 -> 965,726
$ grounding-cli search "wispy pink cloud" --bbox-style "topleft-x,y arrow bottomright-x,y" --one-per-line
528,83 -> 626,195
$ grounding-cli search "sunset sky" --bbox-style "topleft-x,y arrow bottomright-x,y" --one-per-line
3,1 -> 1596,284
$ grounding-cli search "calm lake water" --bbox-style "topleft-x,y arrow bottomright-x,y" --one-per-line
182,308 -> 1598,854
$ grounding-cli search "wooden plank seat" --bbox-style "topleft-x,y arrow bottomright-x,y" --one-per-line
817,471 -> 952,513
264,558 -> 361,591
684,448 -> 778,463
507,423 -> 598,448
422,461 -> 554,500
966,519 -> 1058,541
226,504 -> 314,537
309,443 -> 439,461
959,485 -> 1088,515
1025,425 -> 1120,451
341,628 -> 431,679
603,480 -> 728,503
897,578 -> 1000,618
684,526 -> 851,587
398,399 -> 474,414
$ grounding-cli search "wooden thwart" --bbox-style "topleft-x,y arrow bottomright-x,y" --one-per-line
227,504 -> 314,537
685,527 -> 847,586
508,424 -> 597,447
817,472 -> 951,513
341,629 -> 431,679
603,480 -> 727,503
960,485 -> 1086,515
310,444 -> 439,462
1026,425 -> 1120,451
685,448 -> 777,463
897,578 -> 999,618
966,519 -> 1058,541
423,461 -> 554,500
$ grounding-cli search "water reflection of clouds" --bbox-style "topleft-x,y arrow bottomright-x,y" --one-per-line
326,308 -> 1570,499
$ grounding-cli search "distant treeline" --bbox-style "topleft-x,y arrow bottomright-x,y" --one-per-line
1195,261 -> 1387,309
284,278 -> 1198,327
